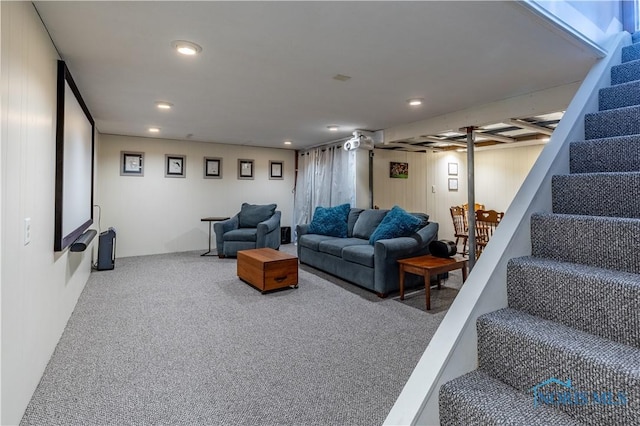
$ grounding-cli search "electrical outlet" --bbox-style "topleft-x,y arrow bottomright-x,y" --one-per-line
24,218 -> 31,245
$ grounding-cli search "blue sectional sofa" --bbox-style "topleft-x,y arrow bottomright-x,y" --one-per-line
296,207 -> 438,297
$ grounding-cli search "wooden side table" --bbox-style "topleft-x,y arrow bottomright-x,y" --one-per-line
200,217 -> 230,256
398,255 -> 468,310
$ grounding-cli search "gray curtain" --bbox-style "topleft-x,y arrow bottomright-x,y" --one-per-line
293,144 -> 355,241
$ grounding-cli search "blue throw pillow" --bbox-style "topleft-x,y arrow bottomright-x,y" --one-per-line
308,204 -> 351,237
369,205 -> 423,244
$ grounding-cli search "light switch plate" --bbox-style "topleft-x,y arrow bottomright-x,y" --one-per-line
24,218 -> 31,245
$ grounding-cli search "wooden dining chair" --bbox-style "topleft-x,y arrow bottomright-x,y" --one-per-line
450,206 -> 468,254
474,209 -> 504,259
462,202 -> 485,230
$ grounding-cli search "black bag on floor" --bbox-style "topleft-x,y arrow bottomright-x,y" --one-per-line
429,240 -> 457,258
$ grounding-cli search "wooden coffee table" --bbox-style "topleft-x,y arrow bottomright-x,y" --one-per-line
237,248 -> 298,293
398,255 -> 468,310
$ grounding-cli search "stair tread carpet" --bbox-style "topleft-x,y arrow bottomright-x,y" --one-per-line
570,135 -> 640,173
507,256 -> 640,349
478,308 -> 640,425
611,59 -> 640,85
439,370 -> 582,426
552,172 -> 640,218
599,79 -> 640,111
531,212 -> 640,274
584,105 -> 640,140
622,43 -> 640,63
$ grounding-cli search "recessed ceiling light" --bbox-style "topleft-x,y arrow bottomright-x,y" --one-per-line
407,98 -> 424,106
156,101 -> 173,110
327,125 -> 339,131
171,40 -> 202,56
148,127 -> 160,133
284,140 -> 292,145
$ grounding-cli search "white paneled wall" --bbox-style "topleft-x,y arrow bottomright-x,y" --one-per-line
373,144 -> 544,241
96,134 -> 296,257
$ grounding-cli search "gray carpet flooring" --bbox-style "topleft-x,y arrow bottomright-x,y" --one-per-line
20,245 -> 462,425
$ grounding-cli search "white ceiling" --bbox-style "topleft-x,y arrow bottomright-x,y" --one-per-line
34,1 -> 600,150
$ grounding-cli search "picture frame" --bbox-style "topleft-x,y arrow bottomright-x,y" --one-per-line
390,161 -> 409,179
121,151 -> 144,176
448,162 -> 458,176
165,154 -> 186,178
204,157 -> 222,179
238,159 -> 254,180
448,177 -> 459,191
269,160 -> 284,180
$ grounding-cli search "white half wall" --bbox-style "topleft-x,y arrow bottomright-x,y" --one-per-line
1,3 -> 94,424
96,134 -> 296,258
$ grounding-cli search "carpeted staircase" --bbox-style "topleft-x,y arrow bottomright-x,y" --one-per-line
438,33 -> 640,425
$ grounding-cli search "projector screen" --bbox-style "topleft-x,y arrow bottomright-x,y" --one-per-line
54,61 -> 95,252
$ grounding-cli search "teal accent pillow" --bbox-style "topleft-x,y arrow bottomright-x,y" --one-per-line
369,205 -> 423,244
238,203 -> 277,228
308,204 -> 351,237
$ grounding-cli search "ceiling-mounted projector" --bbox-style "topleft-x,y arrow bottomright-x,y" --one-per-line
344,130 -> 375,151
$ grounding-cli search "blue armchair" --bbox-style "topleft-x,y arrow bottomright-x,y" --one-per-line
214,203 -> 281,258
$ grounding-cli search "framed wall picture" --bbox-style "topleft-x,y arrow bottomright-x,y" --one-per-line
204,157 -> 222,179
448,178 -> 459,191
269,161 -> 284,180
448,162 -> 458,176
165,154 -> 186,178
121,151 -> 144,176
390,162 -> 408,179
238,159 -> 254,180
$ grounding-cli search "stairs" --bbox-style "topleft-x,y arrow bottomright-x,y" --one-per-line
439,34 -> 640,426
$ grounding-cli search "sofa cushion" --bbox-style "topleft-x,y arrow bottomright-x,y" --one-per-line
223,228 -> 257,242
342,245 -> 375,268
318,238 -> 370,257
352,209 -> 389,240
238,203 -> 277,228
298,234 -> 336,251
347,208 -> 364,237
308,203 -> 350,237
369,205 -> 423,244
411,212 -> 430,227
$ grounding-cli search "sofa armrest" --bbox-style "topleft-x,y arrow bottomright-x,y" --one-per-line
257,211 -> 281,248
257,211 -> 281,235
374,222 -> 439,259
296,224 -> 310,239
214,215 -> 239,236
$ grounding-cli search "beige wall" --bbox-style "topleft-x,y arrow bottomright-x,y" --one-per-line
1,3 -> 94,424
96,134 -> 296,258
373,144 -> 544,241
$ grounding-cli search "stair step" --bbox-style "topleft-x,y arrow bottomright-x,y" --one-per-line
599,80 -> 640,111
552,172 -> 640,218
584,105 -> 640,139
570,135 -> 640,173
507,256 -> 640,349
531,212 -> 640,274
478,308 -> 640,425
622,43 -> 640,63
611,59 -> 640,85
439,369 -> 582,426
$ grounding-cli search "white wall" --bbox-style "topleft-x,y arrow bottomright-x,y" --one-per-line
372,149 -> 429,213
372,144 -> 544,240
96,134 -> 296,257
1,3 -> 94,424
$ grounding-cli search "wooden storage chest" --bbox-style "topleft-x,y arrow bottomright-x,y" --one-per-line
237,248 -> 298,293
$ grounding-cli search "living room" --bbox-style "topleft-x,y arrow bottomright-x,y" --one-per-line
2,1 -> 630,425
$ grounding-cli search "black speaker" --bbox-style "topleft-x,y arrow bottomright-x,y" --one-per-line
97,228 -> 116,270
281,226 -> 291,244
429,240 -> 457,258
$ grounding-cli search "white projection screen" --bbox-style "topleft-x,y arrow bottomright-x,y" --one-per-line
54,61 -> 95,251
